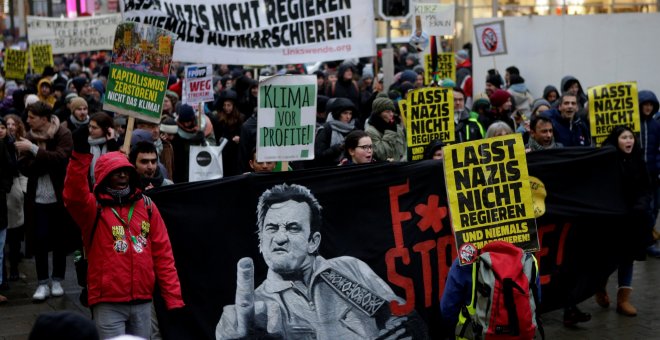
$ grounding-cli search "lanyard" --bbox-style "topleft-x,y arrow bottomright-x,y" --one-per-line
111,202 -> 136,230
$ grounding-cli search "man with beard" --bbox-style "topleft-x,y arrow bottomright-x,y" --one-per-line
526,115 -> 563,151
129,141 -> 173,189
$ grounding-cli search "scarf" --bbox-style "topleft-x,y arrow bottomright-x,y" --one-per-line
69,114 -> 90,130
88,136 -> 108,186
328,119 -> 355,146
28,115 -> 60,148
527,136 -> 558,151
106,185 -> 131,199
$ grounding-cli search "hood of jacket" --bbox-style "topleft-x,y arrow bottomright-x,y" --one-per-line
337,64 -> 354,83
93,151 -> 142,196
543,85 -> 559,100
639,90 -> 659,116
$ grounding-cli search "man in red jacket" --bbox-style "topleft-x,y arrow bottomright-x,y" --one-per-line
63,127 -> 184,339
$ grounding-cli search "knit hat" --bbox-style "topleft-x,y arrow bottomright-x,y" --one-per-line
399,70 -> 418,84
455,49 -> 469,63
486,74 -> 503,88
473,95 -> 491,112
91,79 -> 105,97
24,94 -> 40,108
65,92 -> 79,103
177,104 -> 196,123
28,311 -> 99,340
71,77 -> 89,94
165,90 -> 179,102
160,117 -> 177,134
69,97 -> 88,112
489,89 -> 511,108
372,93 -> 395,114
130,129 -> 154,146
531,98 -> 552,114
327,97 -> 357,120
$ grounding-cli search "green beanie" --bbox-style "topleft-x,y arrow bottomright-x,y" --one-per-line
372,93 -> 395,114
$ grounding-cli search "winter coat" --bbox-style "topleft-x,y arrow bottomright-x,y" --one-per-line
542,108 -> 591,147
508,84 -> 534,119
18,116 -> 77,256
365,113 -> 406,162
326,64 -> 360,108
639,90 -> 660,178
63,151 -> 184,309
455,110 -> 485,143
0,139 -> 14,230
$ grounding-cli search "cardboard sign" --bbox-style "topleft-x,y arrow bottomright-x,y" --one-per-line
257,75 -> 317,162
183,64 -> 214,105
26,14 -> 121,54
29,44 -> 53,75
443,134 -> 539,264
588,81 -> 640,146
403,87 -> 455,161
414,3 -> 455,36
104,21 -> 176,123
474,20 -> 507,57
4,49 -> 29,80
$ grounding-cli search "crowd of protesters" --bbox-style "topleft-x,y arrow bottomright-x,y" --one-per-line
0,45 -> 659,338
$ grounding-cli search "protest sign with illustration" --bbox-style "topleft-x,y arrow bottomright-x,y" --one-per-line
121,0 -> 376,65
183,64 -> 214,105
104,22 -> 176,123
29,44 -> 53,75
474,20 -> 507,57
424,53 -> 455,85
4,49 -> 29,80
403,87 -> 454,161
443,134 -> 538,264
256,75 -> 316,162
27,14 -> 121,54
588,81 -> 640,147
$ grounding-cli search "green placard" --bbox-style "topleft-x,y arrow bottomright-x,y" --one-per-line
104,64 -> 167,123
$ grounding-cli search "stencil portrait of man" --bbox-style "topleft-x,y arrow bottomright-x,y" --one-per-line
216,183 -> 425,340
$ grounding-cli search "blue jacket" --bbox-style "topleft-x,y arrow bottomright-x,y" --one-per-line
640,90 -> 660,178
542,108 -> 591,147
440,257 -> 542,332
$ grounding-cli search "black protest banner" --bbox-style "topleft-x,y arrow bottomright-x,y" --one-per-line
588,82 -> 640,146
148,147 -> 625,339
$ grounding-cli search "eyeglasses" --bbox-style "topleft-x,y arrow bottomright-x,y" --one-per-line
356,144 -> 373,151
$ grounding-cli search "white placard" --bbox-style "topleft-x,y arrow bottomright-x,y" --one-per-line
121,0 -> 376,65
414,4 -> 455,36
183,64 -> 214,105
257,75 -> 317,162
26,14 -> 122,54
474,20 -> 508,57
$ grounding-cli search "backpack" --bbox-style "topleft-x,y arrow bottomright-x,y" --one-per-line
456,241 -> 543,340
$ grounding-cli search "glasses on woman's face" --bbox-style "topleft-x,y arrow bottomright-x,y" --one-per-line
356,144 -> 373,151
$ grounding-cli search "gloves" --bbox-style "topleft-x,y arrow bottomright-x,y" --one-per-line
72,124 -> 90,154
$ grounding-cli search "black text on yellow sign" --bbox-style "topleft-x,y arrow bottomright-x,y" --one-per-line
30,44 -> 53,75
423,53 -> 455,85
5,50 -> 28,80
404,87 -> 455,161
443,134 -> 539,255
588,82 -> 640,147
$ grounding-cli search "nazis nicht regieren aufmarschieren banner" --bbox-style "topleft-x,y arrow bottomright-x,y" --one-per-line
148,147 -> 628,339
120,0 -> 376,64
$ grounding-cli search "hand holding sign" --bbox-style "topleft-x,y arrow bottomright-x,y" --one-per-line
215,257 -> 284,339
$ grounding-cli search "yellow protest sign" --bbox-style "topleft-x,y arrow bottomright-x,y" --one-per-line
404,87 -> 454,161
424,53 -> 455,85
159,36 -> 171,54
30,44 -> 53,75
443,134 -> 539,264
4,49 -> 29,80
588,81 -> 640,146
